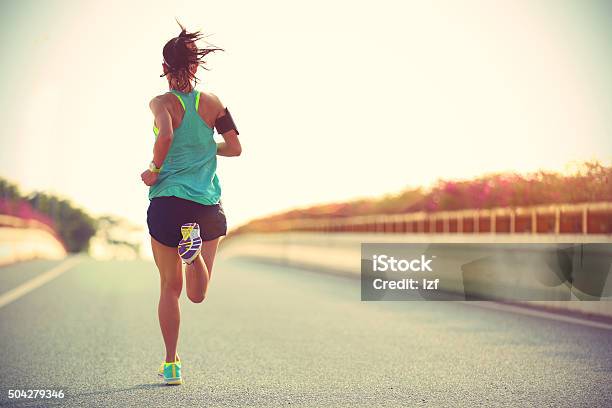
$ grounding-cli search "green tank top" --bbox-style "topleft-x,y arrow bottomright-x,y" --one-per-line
148,90 -> 221,205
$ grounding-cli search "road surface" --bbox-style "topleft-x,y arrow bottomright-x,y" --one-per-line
0,256 -> 611,407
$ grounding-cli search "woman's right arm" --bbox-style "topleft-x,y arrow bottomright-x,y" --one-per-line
217,129 -> 241,157
211,95 -> 242,157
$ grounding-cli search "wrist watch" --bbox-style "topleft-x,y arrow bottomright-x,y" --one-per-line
149,161 -> 162,173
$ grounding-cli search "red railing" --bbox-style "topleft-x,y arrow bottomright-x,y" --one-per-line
257,202 -> 611,235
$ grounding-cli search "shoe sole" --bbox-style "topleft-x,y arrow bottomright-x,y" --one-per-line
178,223 -> 202,264
178,239 -> 202,263
165,378 -> 183,385
178,238 -> 202,264
180,223 -> 198,239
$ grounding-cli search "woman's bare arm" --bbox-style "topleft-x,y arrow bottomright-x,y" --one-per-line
217,129 -> 241,157
141,96 -> 175,186
150,96 -> 175,166
210,95 -> 242,157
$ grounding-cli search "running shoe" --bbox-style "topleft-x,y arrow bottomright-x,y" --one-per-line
158,354 -> 180,377
178,222 -> 202,264
163,361 -> 183,385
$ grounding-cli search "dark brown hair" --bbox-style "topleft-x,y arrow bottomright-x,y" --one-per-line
161,21 -> 222,92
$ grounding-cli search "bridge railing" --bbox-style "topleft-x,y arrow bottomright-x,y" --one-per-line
0,214 -> 66,265
265,202 -> 611,235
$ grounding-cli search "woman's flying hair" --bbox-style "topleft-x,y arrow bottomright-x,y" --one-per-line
161,20 -> 222,91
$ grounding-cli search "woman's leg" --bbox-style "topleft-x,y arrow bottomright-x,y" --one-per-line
151,236 -> 183,362
185,237 -> 220,303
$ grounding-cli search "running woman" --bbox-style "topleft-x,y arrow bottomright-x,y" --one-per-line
140,23 -> 241,386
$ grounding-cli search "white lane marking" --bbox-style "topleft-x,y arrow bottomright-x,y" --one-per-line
0,257 -> 82,309
465,301 -> 612,331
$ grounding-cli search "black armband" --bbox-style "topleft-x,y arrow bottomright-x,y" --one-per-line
215,108 -> 239,135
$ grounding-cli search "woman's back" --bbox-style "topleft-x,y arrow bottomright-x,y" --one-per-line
149,90 -> 222,205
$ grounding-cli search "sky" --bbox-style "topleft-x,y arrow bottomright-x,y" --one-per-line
0,0 -> 611,233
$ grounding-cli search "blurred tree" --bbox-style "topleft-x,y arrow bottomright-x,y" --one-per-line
26,193 -> 97,253
0,178 -> 98,253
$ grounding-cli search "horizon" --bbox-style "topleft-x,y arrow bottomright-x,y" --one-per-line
3,159 -> 608,229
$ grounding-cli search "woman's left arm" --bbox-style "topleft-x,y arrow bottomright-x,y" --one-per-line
141,96 -> 174,186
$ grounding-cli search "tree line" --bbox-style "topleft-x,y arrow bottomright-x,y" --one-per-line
0,178 -> 96,253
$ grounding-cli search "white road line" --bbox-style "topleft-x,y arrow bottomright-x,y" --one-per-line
465,301 -> 612,331
0,257 -> 82,309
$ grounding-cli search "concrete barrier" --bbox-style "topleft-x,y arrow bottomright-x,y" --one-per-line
220,232 -> 612,318
0,225 -> 66,266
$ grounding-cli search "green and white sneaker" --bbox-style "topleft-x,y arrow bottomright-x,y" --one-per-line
163,361 -> 182,385
158,354 -> 180,378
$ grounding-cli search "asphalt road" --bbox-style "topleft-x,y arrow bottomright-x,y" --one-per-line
0,255 -> 611,407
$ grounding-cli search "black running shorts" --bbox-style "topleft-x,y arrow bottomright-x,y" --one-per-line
147,196 -> 227,247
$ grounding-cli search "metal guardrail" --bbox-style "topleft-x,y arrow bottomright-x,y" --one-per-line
266,202 -> 612,235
